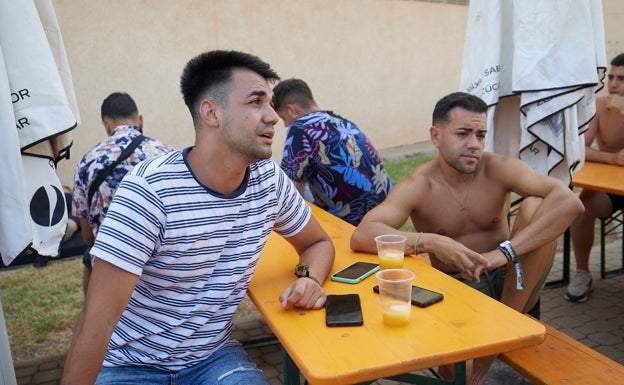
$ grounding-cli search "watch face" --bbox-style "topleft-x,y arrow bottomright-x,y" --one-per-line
295,264 -> 309,277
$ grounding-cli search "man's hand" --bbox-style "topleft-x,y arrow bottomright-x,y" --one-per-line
431,236 -> 490,282
610,149 -> 624,166
606,94 -> 624,116
481,249 -> 509,270
279,277 -> 327,310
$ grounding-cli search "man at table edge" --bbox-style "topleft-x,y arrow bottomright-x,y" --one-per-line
566,52 -> 624,303
61,50 -> 335,385
350,92 -> 583,385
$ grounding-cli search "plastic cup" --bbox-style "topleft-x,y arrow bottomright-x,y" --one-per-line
375,234 -> 407,270
375,268 -> 414,327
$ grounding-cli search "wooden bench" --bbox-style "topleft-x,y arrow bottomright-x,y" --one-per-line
500,319 -> 624,384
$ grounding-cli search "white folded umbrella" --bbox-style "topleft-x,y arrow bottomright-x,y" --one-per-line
460,0 -> 607,185
0,0 -> 79,266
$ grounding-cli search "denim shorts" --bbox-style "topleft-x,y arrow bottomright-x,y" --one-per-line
96,344 -> 269,385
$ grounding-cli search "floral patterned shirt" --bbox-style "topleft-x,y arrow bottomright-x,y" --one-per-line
280,110 -> 392,225
72,125 -> 174,238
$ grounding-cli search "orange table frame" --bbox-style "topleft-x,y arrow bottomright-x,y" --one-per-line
248,205 -> 545,385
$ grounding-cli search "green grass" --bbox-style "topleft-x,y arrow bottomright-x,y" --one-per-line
384,152 -> 436,184
383,152 -> 436,231
0,257 -> 83,360
0,152 -> 436,362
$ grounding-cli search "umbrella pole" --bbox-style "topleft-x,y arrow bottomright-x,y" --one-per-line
0,299 -> 17,385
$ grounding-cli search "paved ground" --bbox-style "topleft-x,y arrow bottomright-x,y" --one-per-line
233,227 -> 624,385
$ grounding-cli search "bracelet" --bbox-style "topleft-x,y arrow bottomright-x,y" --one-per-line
414,232 -> 423,254
497,240 -> 517,262
498,240 -> 526,290
298,276 -> 321,286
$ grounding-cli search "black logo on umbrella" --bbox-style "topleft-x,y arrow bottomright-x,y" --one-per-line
29,185 -> 65,227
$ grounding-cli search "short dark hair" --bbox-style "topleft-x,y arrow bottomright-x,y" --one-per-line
101,92 -> 138,120
611,53 -> 624,67
272,78 -> 316,111
180,50 -> 280,123
432,92 -> 488,126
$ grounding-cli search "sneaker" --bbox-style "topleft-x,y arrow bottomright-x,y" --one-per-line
564,270 -> 593,302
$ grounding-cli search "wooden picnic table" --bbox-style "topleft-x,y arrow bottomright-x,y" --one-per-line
571,161 -> 624,195
248,204 -> 545,385
566,161 -> 624,280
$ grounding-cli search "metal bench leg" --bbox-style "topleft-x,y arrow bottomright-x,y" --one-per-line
600,211 -> 624,279
282,348 -> 302,385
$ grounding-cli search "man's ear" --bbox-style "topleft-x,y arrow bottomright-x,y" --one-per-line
285,104 -> 301,120
286,104 -> 297,116
430,125 -> 442,148
101,118 -> 114,135
199,99 -> 219,128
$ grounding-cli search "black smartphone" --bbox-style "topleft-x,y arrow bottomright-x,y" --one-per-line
373,285 -> 444,308
330,261 -> 380,284
325,294 -> 364,327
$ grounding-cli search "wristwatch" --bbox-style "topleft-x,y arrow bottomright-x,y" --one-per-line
294,264 -> 310,278
294,264 -> 321,285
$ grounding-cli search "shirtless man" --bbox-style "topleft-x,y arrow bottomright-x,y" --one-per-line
566,53 -> 624,302
351,92 -> 583,385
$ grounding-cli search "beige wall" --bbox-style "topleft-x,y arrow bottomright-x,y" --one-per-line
602,0 -> 624,72
53,0 -> 468,185
54,0 -> 623,186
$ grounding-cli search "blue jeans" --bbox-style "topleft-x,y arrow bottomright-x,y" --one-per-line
96,344 -> 269,385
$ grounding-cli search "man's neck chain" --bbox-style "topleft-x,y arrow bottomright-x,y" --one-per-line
437,171 -> 476,212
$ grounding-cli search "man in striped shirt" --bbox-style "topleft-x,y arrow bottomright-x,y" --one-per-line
62,51 -> 335,385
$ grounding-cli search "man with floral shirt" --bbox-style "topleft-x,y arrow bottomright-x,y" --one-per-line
72,92 -> 174,295
273,78 -> 392,225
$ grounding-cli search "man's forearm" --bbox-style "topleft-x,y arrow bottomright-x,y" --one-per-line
61,316 -> 110,385
585,146 -> 617,164
298,238 -> 334,284
510,192 -> 583,257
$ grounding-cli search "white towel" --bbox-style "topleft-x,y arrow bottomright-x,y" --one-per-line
460,0 -> 607,185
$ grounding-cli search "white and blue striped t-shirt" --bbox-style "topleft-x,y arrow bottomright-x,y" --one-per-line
91,148 -> 310,371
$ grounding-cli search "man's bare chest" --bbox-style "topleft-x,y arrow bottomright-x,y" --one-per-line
411,195 -> 508,240
597,113 -> 624,150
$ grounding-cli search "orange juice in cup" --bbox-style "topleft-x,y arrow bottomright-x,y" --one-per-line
378,249 -> 404,269
381,302 -> 411,327
376,268 -> 414,327
374,234 -> 407,269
